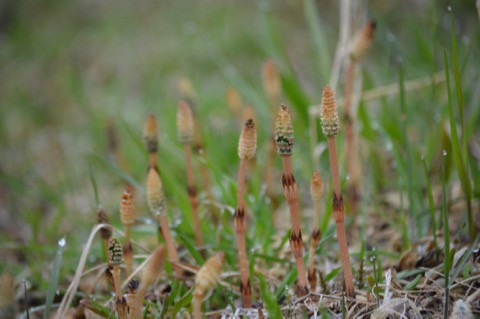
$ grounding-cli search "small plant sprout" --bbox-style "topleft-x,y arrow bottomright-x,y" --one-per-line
274,104 -> 308,296
193,252 -> 226,319
120,191 -> 136,276
320,85 -> 355,297
177,100 -> 203,247
144,114 -> 159,168
308,171 -> 323,291
108,238 -> 127,319
234,118 -> 257,308
146,167 -> 181,277
344,20 -> 376,216
135,245 -> 166,319
262,59 -> 281,202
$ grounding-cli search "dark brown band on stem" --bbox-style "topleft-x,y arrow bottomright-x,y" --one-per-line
282,173 -> 296,188
311,228 -> 321,243
187,185 -> 197,197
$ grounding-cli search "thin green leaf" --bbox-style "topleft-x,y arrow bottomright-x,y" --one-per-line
259,274 -> 283,318
43,238 -> 65,319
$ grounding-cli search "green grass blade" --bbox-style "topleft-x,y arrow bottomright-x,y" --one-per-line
43,238 -> 65,319
304,0 -> 330,80
88,160 -> 100,208
449,12 -> 465,154
422,157 -> 438,253
177,233 -> 204,264
258,274 -> 283,318
443,50 -> 473,241
89,154 -> 144,192
399,64 -> 417,239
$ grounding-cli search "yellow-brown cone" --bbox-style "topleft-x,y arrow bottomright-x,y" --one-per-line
262,59 -> 280,101
310,171 -> 324,203
144,114 -> 158,153
320,85 -> 339,137
146,167 -> 166,216
120,191 -> 136,226
177,101 -> 194,144
349,20 -> 376,61
238,119 -> 257,160
274,105 -> 294,155
194,252 -> 225,298
141,245 -> 166,287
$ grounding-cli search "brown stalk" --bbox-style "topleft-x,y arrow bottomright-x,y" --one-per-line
274,105 -> 308,296
125,279 -> 139,319
97,209 -> 112,259
343,20 -> 376,216
144,114 -> 159,169
262,59 -> 281,205
193,252 -> 225,319
307,171 -> 323,290
234,119 -> 257,308
177,80 -> 214,201
146,167 -> 182,277
120,191 -> 137,276
177,101 -> 203,247
135,245 -> 166,319
320,85 -> 355,297
108,238 -> 128,319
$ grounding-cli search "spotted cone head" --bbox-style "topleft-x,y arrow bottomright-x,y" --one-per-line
274,104 -> 294,155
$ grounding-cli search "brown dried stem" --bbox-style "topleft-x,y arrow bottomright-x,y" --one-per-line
308,171 -> 323,290
263,59 -> 280,205
274,105 -> 308,295
281,156 -> 309,295
108,239 -> 127,319
178,101 -> 203,247
234,119 -> 256,307
321,85 -> 354,297
146,167 -> 181,277
184,144 -> 203,247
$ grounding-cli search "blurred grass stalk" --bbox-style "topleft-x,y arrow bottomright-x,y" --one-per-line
448,14 -> 474,242
444,47 -> 473,242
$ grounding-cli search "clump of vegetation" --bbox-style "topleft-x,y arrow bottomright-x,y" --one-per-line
1,1 -> 479,318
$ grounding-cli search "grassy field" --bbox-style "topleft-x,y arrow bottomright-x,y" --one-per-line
1,0 -> 479,318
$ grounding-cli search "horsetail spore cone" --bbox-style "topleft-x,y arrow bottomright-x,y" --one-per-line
238,119 -> 257,160
177,100 -> 194,144
146,167 -> 166,216
274,105 -> 295,156
274,104 -> 308,296
177,100 -> 203,247
146,167 -> 181,276
144,114 -> 158,168
120,191 -> 136,275
234,119 -> 256,307
262,59 -> 280,104
193,252 -> 225,319
320,85 -> 355,297
108,238 -> 127,319
349,20 -> 376,61
108,238 -> 124,266
135,245 -> 167,319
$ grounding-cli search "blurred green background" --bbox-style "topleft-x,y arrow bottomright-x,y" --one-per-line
0,0 -> 479,305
